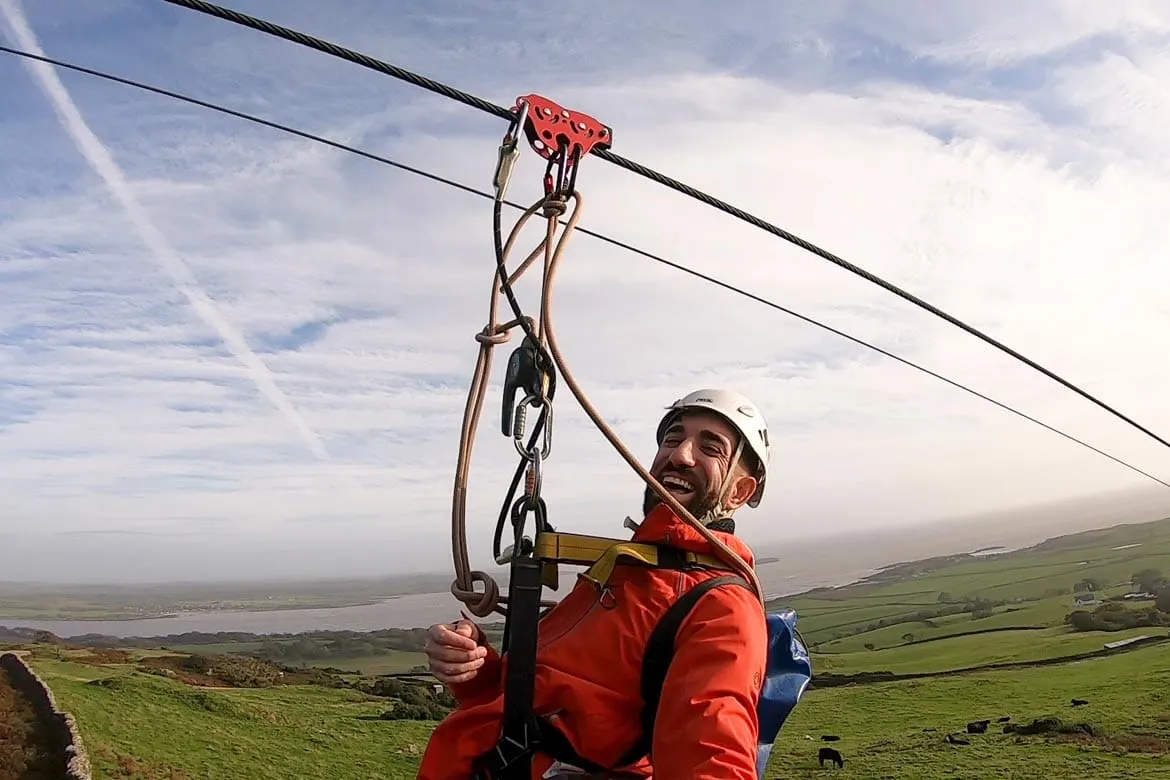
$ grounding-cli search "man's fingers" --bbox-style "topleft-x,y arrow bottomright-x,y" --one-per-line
425,620 -> 487,686
435,668 -> 479,685
430,655 -> 484,680
425,643 -> 486,664
428,622 -> 480,651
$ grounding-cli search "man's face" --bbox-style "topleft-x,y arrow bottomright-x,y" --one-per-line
642,410 -> 745,519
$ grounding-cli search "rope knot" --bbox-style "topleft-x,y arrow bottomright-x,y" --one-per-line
542,196 -> 567,218
450,571 -> 500,617
475,326 -> 511,346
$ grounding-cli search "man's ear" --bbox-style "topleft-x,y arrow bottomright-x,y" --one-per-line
724,473 -> 759,510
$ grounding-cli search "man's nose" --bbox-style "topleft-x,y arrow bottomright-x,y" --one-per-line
668,440 -> 697,467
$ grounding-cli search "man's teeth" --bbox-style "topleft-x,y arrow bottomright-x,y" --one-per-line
662,475 -> 693,492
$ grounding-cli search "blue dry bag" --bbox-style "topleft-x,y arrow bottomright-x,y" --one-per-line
754,608 -> 813,776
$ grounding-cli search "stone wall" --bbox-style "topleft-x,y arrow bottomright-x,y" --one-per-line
0,652 -> 92,780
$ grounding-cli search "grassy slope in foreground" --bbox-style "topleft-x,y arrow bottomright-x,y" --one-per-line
28,655 -> 431,780
18,642 -> 1170,780
763,642 -> 1170,778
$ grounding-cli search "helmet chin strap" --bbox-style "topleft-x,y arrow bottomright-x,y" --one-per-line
697,438 -> 745,526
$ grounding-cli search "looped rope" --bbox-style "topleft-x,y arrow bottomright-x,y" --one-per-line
475,326 -> 512,346
451,569 -> 501,617
449,193 -> 570,619
449,188 -> 767,620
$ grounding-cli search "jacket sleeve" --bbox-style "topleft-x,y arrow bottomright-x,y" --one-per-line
446,619 -> 504,708
649,582 -> 768,779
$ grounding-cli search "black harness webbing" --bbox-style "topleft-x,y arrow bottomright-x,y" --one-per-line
488,554 -> 545,778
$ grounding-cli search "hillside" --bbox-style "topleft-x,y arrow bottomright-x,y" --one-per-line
774,515 -> 1170,654
6,637 -> 1167,779
1,514 -> 1168,778
769,641 -> 1170,777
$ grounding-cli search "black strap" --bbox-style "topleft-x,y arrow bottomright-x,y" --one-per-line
613,573 -> 752,767
474,715 -> 613,779
487,553 -> 546,779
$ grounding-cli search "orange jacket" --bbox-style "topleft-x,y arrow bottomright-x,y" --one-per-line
417,504 -> 768,779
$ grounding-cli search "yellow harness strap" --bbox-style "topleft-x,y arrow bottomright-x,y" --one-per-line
532,531 -> 733,590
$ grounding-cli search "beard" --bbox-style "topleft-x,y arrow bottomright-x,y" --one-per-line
642,465 -> 722,521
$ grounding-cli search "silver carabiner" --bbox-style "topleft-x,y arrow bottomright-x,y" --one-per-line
493,100 -> 530,201
512,393 -> 553,461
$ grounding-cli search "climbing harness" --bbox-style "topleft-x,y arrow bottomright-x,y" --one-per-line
445,93 -> 810,779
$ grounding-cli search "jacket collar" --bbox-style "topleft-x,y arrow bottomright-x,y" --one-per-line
631,504 -> 756,567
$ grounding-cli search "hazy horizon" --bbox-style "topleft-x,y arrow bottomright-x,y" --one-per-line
3,483 -> 1167,588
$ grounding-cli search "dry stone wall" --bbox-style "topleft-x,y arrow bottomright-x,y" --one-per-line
0,652 -> 92,780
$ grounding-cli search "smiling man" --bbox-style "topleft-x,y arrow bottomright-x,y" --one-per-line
418,389 -> 773,780
643,388 -> 769,525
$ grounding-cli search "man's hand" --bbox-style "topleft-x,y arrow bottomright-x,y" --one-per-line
426,619 -> 488,685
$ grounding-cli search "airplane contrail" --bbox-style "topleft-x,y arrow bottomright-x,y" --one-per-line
1,0 -> 333,464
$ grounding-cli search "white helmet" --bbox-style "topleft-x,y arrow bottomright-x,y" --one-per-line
655,388 -> 772,508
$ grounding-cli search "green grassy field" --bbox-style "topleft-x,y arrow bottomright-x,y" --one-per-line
2,516 -> 1168,778
27,655 -> 432,780
765,642 -> 1170,778
311,652 -> 429,676
813,625 -> 1162,675
14,637 -> 1169,780
163,646 -> 426,677
777,516 -> 1170,650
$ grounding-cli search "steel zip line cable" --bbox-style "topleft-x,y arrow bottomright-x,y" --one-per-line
3,44 -> 1168,490
152,0 -> 1170,456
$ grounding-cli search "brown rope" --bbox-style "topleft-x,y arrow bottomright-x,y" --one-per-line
450,195 -> 553,617
449,190 -> 765,619
537,193 -> 766,606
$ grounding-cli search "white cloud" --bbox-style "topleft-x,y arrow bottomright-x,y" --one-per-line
2,0 -> 1170,583
1,0 -> 337,469
903,0 -> 1170,66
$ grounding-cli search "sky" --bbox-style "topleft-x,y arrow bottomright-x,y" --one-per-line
2,0 -> 1170,583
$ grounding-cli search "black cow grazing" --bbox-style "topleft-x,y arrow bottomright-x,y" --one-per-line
1072,698 -> 1089,706
998,716 -> 1012,723
945,734 -> 971,745
966,720 -> 990,734
818,747 -> 844,768
820,735 -> 841,742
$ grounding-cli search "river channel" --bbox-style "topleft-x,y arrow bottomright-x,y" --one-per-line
0,560 -> 861,639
